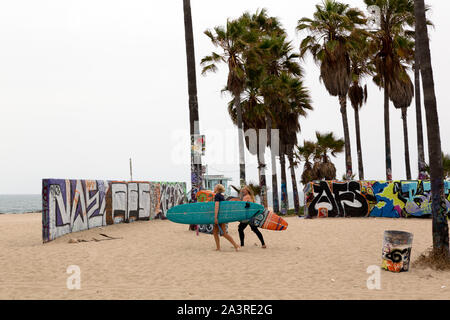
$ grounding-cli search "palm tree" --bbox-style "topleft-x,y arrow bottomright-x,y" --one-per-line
314,132 -> 345,181
258,34 -> 302,213
296,140 -> 317,185
413,4 -> 432,180
414,28 -> 426,179
415,0 -> 449,259
183,0 -> 202,201
225,9 -> 287,209
424,153 -> 450,180
297,0 -> 366,181
444,154 -> 450,179
348,31 -> 372,180
227,72 -> 269,208
201,18 -> 248,187
365,0 -> 415,180
296,133 -> 344,185
277,73 -> 313,214
390,70 -> 414,180
240,9 -> 286,209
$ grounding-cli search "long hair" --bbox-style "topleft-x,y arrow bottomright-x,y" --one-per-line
242,186 -> 255,203
215,184 -> 225,194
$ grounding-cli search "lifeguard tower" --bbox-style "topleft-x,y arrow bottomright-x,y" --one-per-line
202,174 -> 233,196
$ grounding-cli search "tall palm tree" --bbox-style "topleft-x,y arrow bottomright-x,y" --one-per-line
277,73 -> 312,214
226,9 -> 286,209
258,34 -> 302,213
201,18 -> 248,187
365,0 -> 415,181
240,9 -> 286,209
414,0 -> 449,259
227,72 -> 269,208
183,0 -> 202,200
348,31 -> 372,180
390,70 -> 414,180
414,29 -> 426,179
297,0 -> 366,181
413,4 -> 432,179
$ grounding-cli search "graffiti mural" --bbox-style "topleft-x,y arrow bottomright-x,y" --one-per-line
304,180 -> 450,218
304,181 -> 369,217
381,231 -> 414,272
42,179 -> 186,242
159,182 -> 187,219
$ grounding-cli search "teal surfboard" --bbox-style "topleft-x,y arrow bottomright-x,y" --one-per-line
166,201 -> 264,225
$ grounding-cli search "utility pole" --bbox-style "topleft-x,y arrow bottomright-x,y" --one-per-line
129,158 -> 133,181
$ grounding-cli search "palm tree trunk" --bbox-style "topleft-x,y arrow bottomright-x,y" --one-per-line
415,0 -> 449,258
414,32 -> 426,179
339,95 -> 353,180
401,107 -> 412,180
234,93 -> 246,187
288,151 -> 300,215
354,106 -> 364,180
384,81 -> 393,181
183,0 -> 202,201
279,144 -> 289,215
267,115 -> 279,213
257,131 -> 268,208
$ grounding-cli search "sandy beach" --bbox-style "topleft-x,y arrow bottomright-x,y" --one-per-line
0,212 -> 449,300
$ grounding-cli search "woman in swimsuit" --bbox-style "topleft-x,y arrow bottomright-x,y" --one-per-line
238,186 -> 266,249
213,184 -> 240,252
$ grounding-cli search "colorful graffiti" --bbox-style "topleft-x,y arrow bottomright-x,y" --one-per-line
42,179 -> 186,242
304,180 -> 450,218
381,231 -> 413,273
194,190 -> 228,235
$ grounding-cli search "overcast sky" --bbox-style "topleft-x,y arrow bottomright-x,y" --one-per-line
0,0 -> 448,195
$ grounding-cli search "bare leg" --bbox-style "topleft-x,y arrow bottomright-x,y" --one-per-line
213,224 -> 220,251
220,224 -> 240,251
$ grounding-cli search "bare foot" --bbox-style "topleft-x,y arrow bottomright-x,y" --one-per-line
215,248 -> 221,251
235,246 -> 241,252
262,245 -> 267,249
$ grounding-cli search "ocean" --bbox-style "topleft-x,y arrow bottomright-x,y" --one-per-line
0,194 -> 42,214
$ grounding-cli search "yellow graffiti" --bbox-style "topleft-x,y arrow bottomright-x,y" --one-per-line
376,201 -> 386,209
378,183 -> 405,210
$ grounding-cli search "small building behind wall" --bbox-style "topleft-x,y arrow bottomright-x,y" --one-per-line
202,174 -> 233,196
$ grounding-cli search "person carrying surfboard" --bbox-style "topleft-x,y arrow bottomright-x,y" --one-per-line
238,186 -> 266,249
213,184 -> 240,252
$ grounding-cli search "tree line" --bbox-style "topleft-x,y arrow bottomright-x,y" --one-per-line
183,0 -> 449,260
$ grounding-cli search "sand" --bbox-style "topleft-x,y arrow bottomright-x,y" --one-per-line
0,212 -> 449,300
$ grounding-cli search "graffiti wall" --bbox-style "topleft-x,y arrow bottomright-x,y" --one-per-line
303,180 -> 450,218
42,179 -> 186,242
